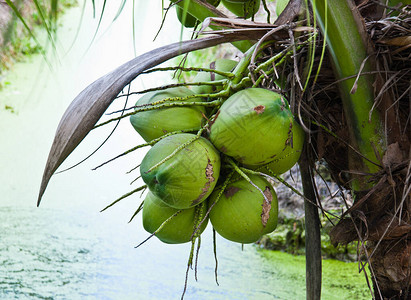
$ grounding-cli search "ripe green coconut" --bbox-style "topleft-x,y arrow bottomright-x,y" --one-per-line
246,119 -> 304,175
140,133 -> 221,209
176,6 -> 198,28
129,87 -> 205,142
209,88 -> 305,166
275,0 -> 289,16
264,121 -> 304,174
221,0 -> 260,19
173,0 -> 221,25
175,0 -> 221,27
191,59 -> 238,95
142,192 -> 208,244
209,174 -> 278,244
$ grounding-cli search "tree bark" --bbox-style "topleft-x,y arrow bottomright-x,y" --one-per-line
300,148 -> 322,300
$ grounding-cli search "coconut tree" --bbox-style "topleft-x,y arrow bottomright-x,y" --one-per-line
8,0 -> 409,298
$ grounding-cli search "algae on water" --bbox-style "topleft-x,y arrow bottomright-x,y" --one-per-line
257,248 -> 370,300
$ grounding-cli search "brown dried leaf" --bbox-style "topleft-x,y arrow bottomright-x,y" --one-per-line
379,36 -> 411,47
382,142 -> 403,168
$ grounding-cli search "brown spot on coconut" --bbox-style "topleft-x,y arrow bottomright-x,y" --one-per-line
253,105 -> 265,114
209,88 -> 305,166
140,133 -> 221,209
209,174 -> 278,244
261,186 -> 273,227
191,161 -> 215,206
224,186 -> 241,198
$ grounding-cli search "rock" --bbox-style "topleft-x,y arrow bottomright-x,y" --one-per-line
257,162 -> 357,261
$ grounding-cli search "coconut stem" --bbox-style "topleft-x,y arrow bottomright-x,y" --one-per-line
212,228 -> 219,285
181,235 -> 197,300
93,128 -> 200,170
252,32 -> 317,88
100,185 -> 147,212
191,201 -> 207,239
135,209 -> 183,249
146,136 -> 199,173
126,163 -> 141,174
230,44 -> 258,86
109,93 -> 225,115
191,203 -> 205,282
194,236 -> 201,281
230,76 -> 252,91
128,199 -> 145,223
226,158 -> 270,205
116,81 -> 227,99
142,66 -> 235,80
94,100 -> 221,129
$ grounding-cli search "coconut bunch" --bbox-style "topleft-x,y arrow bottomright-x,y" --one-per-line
124,50 -> 305,247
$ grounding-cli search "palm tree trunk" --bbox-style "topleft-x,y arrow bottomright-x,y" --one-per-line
310,0 -> 410,298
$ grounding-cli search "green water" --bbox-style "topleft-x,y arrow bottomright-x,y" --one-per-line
257,249 -> 370,299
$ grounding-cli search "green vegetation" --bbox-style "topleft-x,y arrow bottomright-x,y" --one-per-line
259,212 -> 358,261
257,249 -> 370,299
0,0 -> 77,88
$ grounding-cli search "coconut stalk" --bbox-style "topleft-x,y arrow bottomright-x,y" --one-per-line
310,0 -> 385,190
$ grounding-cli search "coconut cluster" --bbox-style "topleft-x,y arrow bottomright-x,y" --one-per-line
131,59 -> 304,245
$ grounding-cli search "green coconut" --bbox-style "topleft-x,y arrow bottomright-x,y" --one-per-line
221,0 -> 260,19
209,88 -> 305,166
275,0 -> 289,16
175,0 -> 221,27
191,59 -> 238,95
209,174 -> 278,244
129,87 -> 205,142
174,0 -> 221,28
140,133 -> 221,209
176,6 -> 198,28
142,192 -> 208,244
246,119 -> 304,175
265,120 -> 304,174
